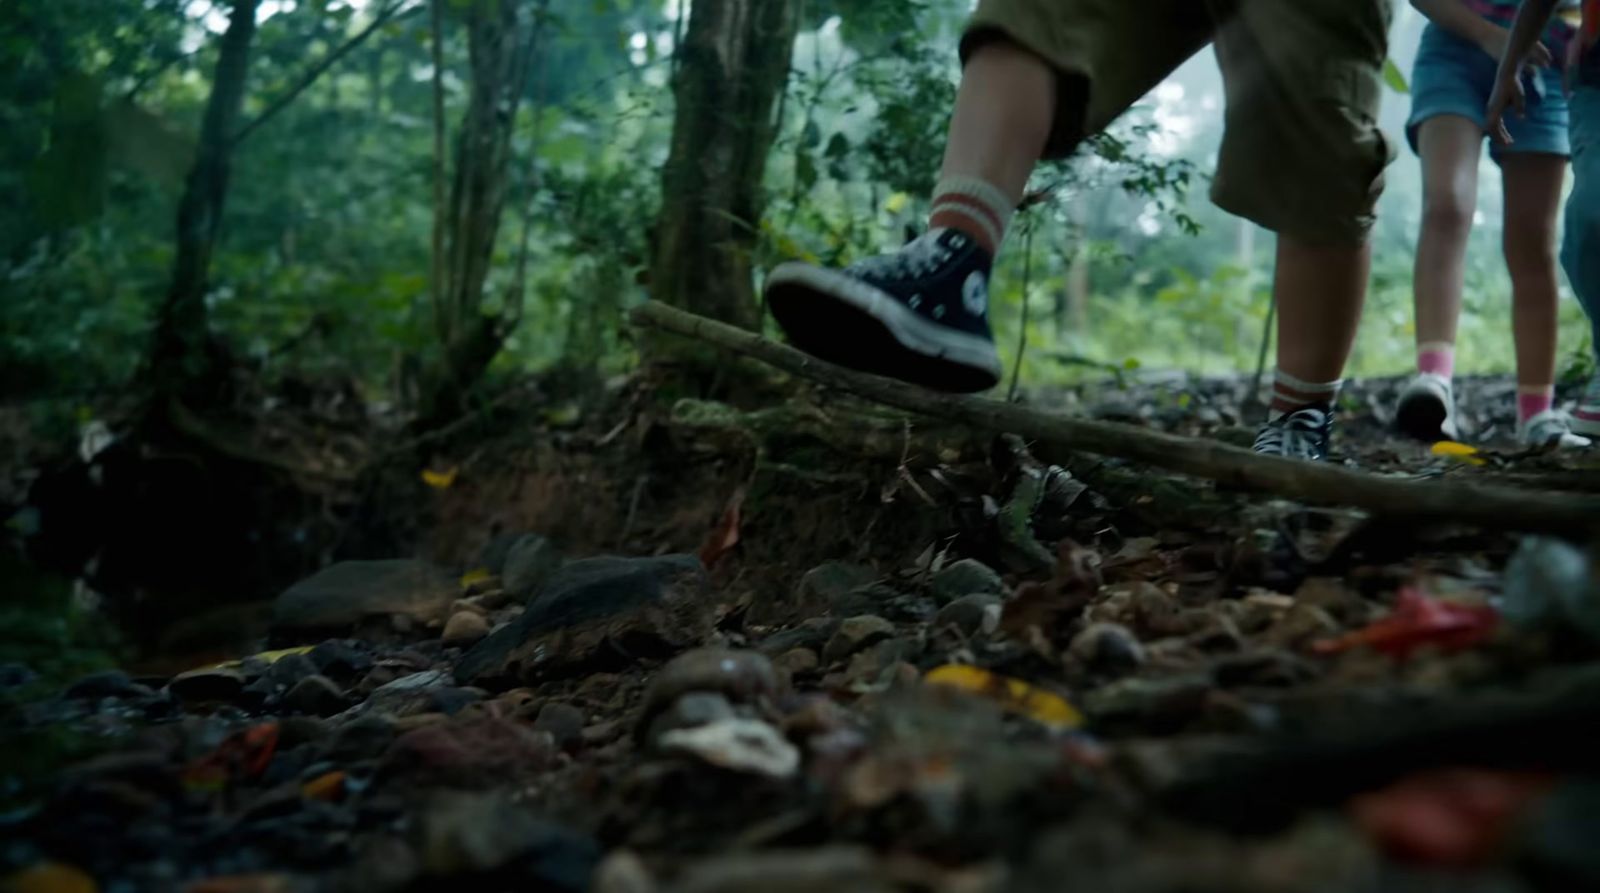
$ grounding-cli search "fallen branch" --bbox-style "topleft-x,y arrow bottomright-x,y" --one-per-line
629,301 -> 1600,533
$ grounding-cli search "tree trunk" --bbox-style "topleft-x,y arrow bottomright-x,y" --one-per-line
421,0 -> 539,422
147,0 -> 259,405
650,0 -> 798,330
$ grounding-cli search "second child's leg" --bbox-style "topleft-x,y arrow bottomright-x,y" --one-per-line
1501,153 -> 1588,445
1564,84 -> 1600,436
1398,115 -> 1482,441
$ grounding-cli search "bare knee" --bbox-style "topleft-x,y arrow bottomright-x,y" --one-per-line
1504,221 -> 1559,281
1421,189 -> 1474,241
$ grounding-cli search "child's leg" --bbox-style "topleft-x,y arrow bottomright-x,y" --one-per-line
1271,237 -> 1373,413
1414,116 -> 1485,377
1565,85 -> 1600,434
937,42 -> 1056,218
1500,153 -> 1568,424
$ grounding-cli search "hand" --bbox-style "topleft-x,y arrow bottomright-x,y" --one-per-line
1478,26 -> 1554,68
1486,61 -> 1527,144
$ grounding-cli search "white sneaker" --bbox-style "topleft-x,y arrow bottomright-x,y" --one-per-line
1573,373 -> 1600,437
1519,409 -> 1592,449
1394,373 -> 1458,442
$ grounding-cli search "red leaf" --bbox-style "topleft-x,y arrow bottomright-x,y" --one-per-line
1311,587 -> 1496,659
697,488 -> 744,568
1349,769 -> 1553,867
182,722 -> 280,791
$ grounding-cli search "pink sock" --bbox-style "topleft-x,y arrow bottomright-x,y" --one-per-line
1517,386 -> 1554,424
1417,341 -> 1454,379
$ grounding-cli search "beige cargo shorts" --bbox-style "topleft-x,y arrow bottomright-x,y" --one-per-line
963,0 -> 1397,244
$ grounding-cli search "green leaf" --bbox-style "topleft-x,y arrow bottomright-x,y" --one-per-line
1383,58 -> 1410,94
795,152 -> 817,191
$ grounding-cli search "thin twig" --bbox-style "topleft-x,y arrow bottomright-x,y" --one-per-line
231,0 -> 419,145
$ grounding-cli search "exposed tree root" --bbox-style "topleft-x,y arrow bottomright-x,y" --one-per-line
631,301 -> 1600,533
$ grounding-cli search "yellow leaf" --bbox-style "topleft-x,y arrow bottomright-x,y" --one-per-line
460,567 -> 493,588
195,645 -> 314,673
924,664 -> 1084,729
421,466 -> 459,489
4,862 -> 98,893
1431,441 -> 1486,466
543,404 -> 582,427
884,191 -> 910,214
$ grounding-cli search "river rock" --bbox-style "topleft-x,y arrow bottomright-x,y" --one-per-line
930,558 -> 1005,606
167,667 -> 246,703
933,594 -> 1001,636
273,560 -> 458,632
281,675 -> 347,716
502,534 -> 562,598
1069,622 -> 1146,672
455,554 -> 709,684
822,616 -> 895,664
65,669 -> 142,700
441,611 -> 490,646
642,648 -> 780,717
533,702 -> 586,750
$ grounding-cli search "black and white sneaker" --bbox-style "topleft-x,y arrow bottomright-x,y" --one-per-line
1253,403 -> 1334,461
764,228 -> 1003,393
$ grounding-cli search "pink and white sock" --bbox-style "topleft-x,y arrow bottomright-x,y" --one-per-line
1270,368 -> 1342,416
1417,341 -> 1455,379
928,176 -> 1015,256
1517,385 -> 1554,424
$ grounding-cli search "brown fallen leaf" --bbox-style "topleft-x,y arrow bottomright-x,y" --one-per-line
697,487 -> 745,568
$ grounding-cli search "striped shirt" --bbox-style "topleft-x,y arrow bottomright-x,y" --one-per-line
1462,0 -> 1581,56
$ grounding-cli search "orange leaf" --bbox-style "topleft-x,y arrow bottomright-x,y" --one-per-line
1312,587 -> 1496,659
300,770 -> 345,801
182,721 -> 280,791
697,488 -> 745,568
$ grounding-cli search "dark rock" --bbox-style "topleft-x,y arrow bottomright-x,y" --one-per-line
1262,603 -> 1341,650
265,653 -> 322,689
756,619 -> 837,656
642,648 -> 780,719
0,662 -> 37,689
428,687 -> 486,716
670,847 -> 886,893
645,692 -> 736,744
1129,582 -> 1183,637
442,611 -> 490,646
477,531 -> 526,577
773,648 -> 820,677
1069,622 -> 1146,673
277,716 -> 333,748
65,669 -> 139,699
930,558 -> 1006,606
1212,650 -> 1319,688
533,702 -> 586,750
1517,779 -> 1600,888
310,640 -> 373,679
796,562 -> 876,613
455,554 -> 709,684
282,675 -> 347,716
502,534 -> 562,598
933,594 -> 1001,636
1082,675 -> 1212,731
822,615 -> 894,664
319,715 -> 397,762
273,559 -> 458,632
387,717 -> 555,783
167,667 -> 247,703
418,792 -> 598,889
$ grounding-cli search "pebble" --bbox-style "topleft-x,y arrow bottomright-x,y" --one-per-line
441,611 -> 490,646
309,640 -> 371,679
265,653 -> 322,689
1263,602 -> 1342,649
930,558 -> 1006,606
533,702 -> 586,750
281,675 -> 347,716
167,667 -> 247,703
592,849 -> 657,893
933,594 -> 1001,637
822,615 -> 895,664
646,692 -> 736,744
1069,622 -> 1146,672
772,648 -> 820,677
642,649 -> 779,719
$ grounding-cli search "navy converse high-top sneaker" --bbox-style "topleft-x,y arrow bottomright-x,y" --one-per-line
765,228 -> 1002,393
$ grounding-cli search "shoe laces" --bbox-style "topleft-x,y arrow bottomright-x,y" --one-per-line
1254,405 -> 1331,460
848,231 -> 954,281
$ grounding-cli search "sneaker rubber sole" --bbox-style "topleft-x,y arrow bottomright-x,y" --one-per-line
765,263 -> 1002,394
1395,390 -> 1449,442
1572,410 -> 1600,438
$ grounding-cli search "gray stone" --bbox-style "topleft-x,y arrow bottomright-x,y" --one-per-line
772,648 -> 820,677
933,594 -> 1001,636
502,534 -> 562,598
642,649 -> 780,718
282,674 -> 347,716
822,615 -> 895,664
273,560 -> 458,632
930,558 -> 1005,606
797,562 -> 876,610
65,669 -> 139,700
646,692 -> 736,744
757,619 -> 837,656
533,702 -> 587,750
167,667 -> 247,703
441,611 -> 490,646
309,640 -> 371,678
1069,622 -> 1146,672
265,653 -> 321,688
455,554 -> 708,684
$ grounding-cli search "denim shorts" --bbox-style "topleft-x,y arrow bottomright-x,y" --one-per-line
1407,23 -> 1570,160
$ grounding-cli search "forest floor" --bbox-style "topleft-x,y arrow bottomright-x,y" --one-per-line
4,367 -> 1600,893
